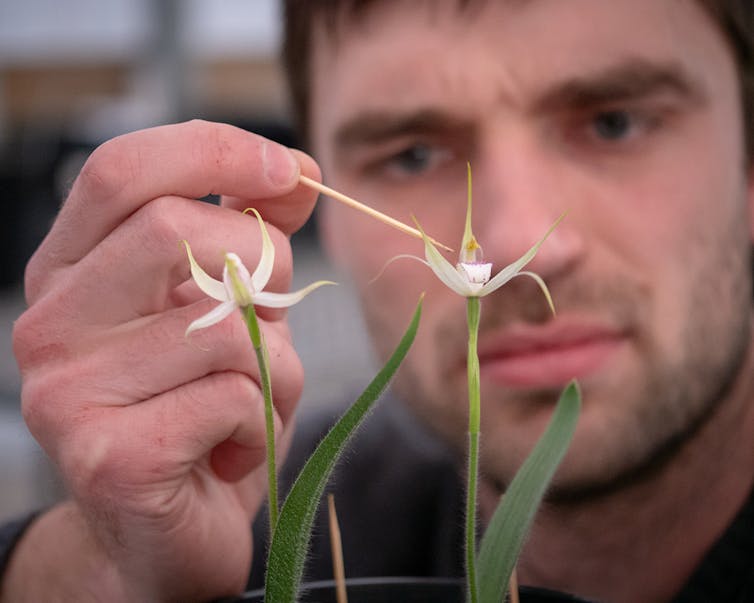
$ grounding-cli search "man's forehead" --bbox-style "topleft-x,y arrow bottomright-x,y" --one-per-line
310,0 -> 721,116
310,0 -> 486,38
304,0 -> 743,171
309,0 -> 712,51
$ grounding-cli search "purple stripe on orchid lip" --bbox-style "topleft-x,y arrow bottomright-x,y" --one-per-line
458,262 -> 492,285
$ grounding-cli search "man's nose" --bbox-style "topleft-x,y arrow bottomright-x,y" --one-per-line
471,134 -> 586,281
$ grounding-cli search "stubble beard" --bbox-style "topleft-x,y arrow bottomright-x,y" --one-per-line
371,229 -> 753,502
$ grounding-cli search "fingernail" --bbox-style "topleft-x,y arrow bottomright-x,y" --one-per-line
263,142 -> 299,188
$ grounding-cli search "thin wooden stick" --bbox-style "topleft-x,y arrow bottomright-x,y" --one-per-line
299,174 -> 454,252
508,566 -> 520,603
328,494 -> 348,603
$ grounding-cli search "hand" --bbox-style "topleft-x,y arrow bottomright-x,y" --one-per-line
8,120 -> 320,601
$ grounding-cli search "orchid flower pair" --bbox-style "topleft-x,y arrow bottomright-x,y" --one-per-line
183,171 -> 577,603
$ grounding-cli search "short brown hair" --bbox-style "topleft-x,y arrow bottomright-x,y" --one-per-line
282,0 -> 754,157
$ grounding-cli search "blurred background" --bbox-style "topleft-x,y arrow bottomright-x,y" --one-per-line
0,0 -> 376,522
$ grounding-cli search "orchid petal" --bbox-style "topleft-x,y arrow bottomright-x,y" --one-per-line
254,280 -> 337,308
185,300 -> 237,336
480,269 -> 556,315
245,208 -> 275,293
477,264 -> 515,295
516,271 -> 556,315
461,163 -> 474,255
413,216 -> 474,295
494,213 -> 567,284
476,212 -> 566,297
369,253 -> 432,285
182,241 -> 229,302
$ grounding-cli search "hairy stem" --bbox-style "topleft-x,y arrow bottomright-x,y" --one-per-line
466,296 -> 481,603
243,304 -> 278,532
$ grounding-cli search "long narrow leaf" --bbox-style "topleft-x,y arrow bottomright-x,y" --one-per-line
264,297 -> 423,603
477,381 -> 581,603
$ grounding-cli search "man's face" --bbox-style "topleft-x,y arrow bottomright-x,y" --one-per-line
309,0 -> 754,494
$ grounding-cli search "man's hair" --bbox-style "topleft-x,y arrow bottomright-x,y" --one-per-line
282,0 -> 753,157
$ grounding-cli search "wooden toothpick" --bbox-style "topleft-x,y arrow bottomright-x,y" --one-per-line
509,566 -> 520,603
328,494 -> 348,603
299,174 -> 454,252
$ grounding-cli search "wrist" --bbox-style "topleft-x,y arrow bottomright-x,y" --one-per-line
0,502 -> 133,603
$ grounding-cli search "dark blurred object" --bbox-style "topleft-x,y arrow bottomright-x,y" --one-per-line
0,117 -> 308,291
0,126 -> 69,290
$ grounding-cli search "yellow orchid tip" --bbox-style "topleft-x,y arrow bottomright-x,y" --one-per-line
465,236 -> 481,252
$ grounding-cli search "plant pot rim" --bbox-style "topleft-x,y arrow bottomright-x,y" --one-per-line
241,576 -> 461,598
234,576 -> 592,602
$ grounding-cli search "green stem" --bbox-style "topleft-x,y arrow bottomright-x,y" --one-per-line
243,304 -> 278,533
466,296 -> 481,603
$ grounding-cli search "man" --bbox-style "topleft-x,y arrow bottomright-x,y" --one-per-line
2,0 -> 753,601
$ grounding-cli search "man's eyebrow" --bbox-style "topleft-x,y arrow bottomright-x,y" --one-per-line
333,109 -> 470,150
533,58 -> 708,112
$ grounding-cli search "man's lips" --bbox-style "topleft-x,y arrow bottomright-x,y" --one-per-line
476,319 -> 628,389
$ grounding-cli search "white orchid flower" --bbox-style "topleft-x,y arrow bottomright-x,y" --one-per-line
411,165 -> 562,311
183,208 -> 334,335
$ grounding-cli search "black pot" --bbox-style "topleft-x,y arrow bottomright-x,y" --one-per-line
226,576 -> 593,602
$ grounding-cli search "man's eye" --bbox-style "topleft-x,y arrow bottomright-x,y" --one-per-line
592,110 -> 634,140
389,144 -> 435,173
380,144 -> 452,178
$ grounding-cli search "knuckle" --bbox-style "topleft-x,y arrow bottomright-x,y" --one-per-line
20,377 -> 49,438
12,302 -> 69,372
19,367 -> 74,444
74,137 -> 134,204
206,371 -> 258,405
12,307 -> 37,370
23,248 -> 50,303
54,410 -> 135,502
133,196 -> 184,250
61,430 -> 121,499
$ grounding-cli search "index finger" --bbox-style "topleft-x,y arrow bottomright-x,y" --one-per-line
34,120 -> 308,273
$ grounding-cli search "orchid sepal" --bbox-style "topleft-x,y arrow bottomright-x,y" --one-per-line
183,240 -> 227,302
185,300 -> 237,336
412,217 -> 479,296
253,281 -> 337,309
243,208 -> 275,294
476,212 -> 566,298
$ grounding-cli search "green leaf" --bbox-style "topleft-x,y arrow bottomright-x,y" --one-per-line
477,381 -> 581,603
264,296 -> 424,603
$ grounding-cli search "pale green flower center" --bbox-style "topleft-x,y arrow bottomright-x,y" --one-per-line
224,252 -> 255,307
